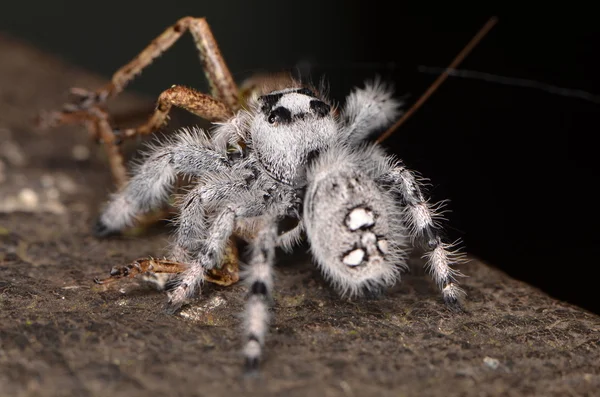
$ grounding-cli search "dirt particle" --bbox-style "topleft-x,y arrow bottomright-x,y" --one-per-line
179,295 -> 227,323
72,144 -> 90,161
280,294 -> 305,308
0,128 -> 27,166
18,188 -> 39,208
0,159 -> 5,183
483,356 -> 500,370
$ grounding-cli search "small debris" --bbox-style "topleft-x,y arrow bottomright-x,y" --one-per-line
483,356 -> 500,370
40,174 -> 55,188
72,144 -> 90,161
339,380 -> 354,396
18,188 -> 39,208
280,294 -> 305,308
62,285 -> 88,290
55,174 -> 78,194
0,172 -> 78,214
0,159 -> 5,183
0,128 -> 27,166
179,295 -> 227,323
46,188 -> 60,200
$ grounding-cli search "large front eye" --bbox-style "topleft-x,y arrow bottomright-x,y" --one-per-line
268,107 -> 292,124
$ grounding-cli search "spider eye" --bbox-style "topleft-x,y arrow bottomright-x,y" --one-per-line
310,100 -> 331,118
268,107 -> 292,125
296,88 -> 315,97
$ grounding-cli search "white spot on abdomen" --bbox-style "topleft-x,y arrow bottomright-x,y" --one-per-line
343,249 -> 365,266
377,239 -> 388,254
345,207 -> 374,231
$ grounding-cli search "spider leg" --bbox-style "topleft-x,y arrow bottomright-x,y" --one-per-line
39,106 -> 129,187
95,128 -> 230,236
169,183 -> 211,262
166,206 -> 239,312
166,162 -> 266,310
340,78 -> 404,144
37,17 -> 238,191
242,215 -> 278,371
93,256 -> 239,287
93,257 -> 187,285
61,17 -> 239,113
276,219 -> 304,253
115,85 -> 232,143
379,164 -> 466,310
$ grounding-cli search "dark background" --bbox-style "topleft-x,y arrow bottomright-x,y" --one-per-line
1,4 -> 596,313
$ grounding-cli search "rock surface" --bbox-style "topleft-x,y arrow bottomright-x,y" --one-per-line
0,35 -> 598,397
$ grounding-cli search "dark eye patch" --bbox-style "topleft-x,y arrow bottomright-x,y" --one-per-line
268,107 -> 292,124
259,93 -> 284,113
295,88 -> 315,97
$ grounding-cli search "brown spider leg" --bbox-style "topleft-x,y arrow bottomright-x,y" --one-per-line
93,258 -> 185,286
94,242 -> 240,288
87,110 -> 129,187
37,17 -> 239,186
63,17 -> 239,114
117,85 -> 233,142
44,107 -> 129,187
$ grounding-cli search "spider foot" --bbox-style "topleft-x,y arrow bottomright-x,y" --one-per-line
360,284 -> 386,300
94,261 -> 141,285
244,356 -> 260,375
93,218 -> 121,238
165,282 -> 190,314
443,284 -> 467,313
444,296 -> 466,313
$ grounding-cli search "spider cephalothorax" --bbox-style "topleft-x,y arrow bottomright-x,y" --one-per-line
92,80 -> 465,370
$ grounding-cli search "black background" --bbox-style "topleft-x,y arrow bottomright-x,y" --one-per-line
1,4 -> 596,313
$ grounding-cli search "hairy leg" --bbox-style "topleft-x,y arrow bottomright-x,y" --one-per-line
340,79 -> 404,144
166,206 -> 239,312
242,215 -> 278,371
95,128 -> 230,235
379,163 -> 465,309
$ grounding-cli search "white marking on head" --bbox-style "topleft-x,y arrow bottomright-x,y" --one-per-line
277,93 -> 314,114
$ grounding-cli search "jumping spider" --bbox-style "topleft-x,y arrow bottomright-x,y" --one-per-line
40,17 -> 467,370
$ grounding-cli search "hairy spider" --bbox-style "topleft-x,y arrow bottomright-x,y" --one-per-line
33,16 -> 492,370
93,78 -> 465,369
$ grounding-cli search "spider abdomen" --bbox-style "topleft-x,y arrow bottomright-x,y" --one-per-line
304,163 -> 407,297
